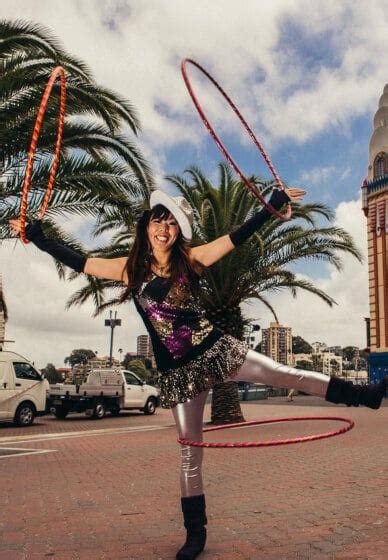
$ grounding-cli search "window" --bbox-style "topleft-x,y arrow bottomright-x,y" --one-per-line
124,371 -> 142,385
374,154 -> 386,178
13,362 -> 41,381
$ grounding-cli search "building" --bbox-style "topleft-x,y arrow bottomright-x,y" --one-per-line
326,346 -> 343,356
293,352 -> 342,376
87,356 -> 121,369
311,341 -> 327,354
67,356 -> 121,384
261,322 -> 292,365
243,324 -> 261,349
292,353 -> 313,368
56,368 -> 71,381
362,84 -> 388,382
137,334 -> 153,358
318,352 -> 343,377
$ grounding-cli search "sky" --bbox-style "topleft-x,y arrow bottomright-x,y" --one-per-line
2,0 -> 388,368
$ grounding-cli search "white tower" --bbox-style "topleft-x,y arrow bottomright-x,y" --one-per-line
362,84 -> 388,381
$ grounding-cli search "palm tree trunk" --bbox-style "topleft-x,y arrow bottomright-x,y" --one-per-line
0,274 -> 7,351
211,381 -> 244,424
205,304 -> 246,424
0,274 -> 7,322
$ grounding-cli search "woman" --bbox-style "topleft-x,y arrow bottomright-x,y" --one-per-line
9,187 -> 387,560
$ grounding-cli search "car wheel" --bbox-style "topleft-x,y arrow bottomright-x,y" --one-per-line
14,402 -> 36,427
92,400 -> 106,419
54,407 -> 68,420
143,397 -> 157,415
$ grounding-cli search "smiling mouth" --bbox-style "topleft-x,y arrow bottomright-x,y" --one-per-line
155,235 -> 169,242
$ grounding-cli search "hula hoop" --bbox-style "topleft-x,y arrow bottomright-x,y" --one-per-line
181,58 -> 292,221
177,416 -> 354,448
19,66 -> 66,244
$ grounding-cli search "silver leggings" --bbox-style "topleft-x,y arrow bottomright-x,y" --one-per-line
172,349 -> 329,497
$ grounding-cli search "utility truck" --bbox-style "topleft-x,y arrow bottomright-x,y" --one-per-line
48,368 -> 160,419
0,351 -> 49,426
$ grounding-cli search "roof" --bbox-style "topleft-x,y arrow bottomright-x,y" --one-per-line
0,350 -> 32,363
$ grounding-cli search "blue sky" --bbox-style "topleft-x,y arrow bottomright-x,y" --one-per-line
2,0 -> 388,367
161,58 -> 373,282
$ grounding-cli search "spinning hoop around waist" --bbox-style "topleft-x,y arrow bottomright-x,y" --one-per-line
177,416 -> 354,448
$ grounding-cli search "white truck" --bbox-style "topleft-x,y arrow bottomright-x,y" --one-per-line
0,351 -> 49,426
48,368 -> 160,419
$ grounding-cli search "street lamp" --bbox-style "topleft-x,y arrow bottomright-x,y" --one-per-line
240,323 -> 261,400
104,310 -> 121,366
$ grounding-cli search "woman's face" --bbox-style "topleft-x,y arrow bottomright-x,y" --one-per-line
147,211 -> 180,254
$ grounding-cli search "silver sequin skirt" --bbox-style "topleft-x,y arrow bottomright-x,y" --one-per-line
157,334 -> 248,409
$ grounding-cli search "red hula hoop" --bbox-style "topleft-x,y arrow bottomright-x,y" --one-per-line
181,58 -> 292,221
177,416 -> 354,448
19,66 -> 66,244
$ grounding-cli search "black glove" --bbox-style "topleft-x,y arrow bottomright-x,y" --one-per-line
25,221 -> 87,273
229,189 -> 290,247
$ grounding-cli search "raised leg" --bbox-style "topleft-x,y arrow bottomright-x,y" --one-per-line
227,349 -> 387,409
227,349 -> 329,397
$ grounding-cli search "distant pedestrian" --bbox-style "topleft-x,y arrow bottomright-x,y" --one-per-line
287,388 -> 296,401
10,186 -> 388,560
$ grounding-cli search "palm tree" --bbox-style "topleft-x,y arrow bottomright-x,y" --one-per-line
66,163 -> 362,424
167,164 -> 361,423
0,20 -> 153,242
0,274 -> 7,322
0,274 -> 7,350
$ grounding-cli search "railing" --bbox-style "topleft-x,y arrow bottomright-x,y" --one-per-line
367,176 -> 388,193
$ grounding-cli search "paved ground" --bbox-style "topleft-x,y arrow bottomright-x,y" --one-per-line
1,397 -> 387,560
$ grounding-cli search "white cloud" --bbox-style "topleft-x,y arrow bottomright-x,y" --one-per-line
244,196 -> 369,348
297,165 -> 337,186
2,0 -> 387,162
1,239 -> 146,369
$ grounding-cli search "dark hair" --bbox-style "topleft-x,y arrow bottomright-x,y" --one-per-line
120,204 -> 203,301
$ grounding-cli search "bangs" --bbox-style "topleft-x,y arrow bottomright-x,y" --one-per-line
150,204 -> 175,221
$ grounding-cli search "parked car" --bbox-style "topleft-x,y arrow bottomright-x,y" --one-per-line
48,368 -> 160,419
0,351 -> 49,426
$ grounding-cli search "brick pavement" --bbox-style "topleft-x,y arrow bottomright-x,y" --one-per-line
0,397 -> 387,560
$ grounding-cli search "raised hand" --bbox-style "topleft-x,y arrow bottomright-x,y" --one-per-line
284,187 -> 306,202
9,219 -> 24,236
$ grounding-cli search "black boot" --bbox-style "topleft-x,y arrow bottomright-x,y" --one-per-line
176,494 -> 207,560
325,375 -> 388,409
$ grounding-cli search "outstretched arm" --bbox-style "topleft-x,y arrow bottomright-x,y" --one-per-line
190,188 -> 304,268
9,219 -> 128,283
84,256 -> 128,282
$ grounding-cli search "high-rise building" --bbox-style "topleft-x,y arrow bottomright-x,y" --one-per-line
261,322 -> 292,365
316,352 -> 343,376
362,84 -> 388,382
311,341 -> 327,354
137,334 -> 153,357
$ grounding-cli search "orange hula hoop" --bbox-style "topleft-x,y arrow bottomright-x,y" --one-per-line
19,66 -> 66,244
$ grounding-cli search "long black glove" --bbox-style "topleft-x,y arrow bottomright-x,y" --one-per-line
25,221 -> 87,273
229,189 -> 290,247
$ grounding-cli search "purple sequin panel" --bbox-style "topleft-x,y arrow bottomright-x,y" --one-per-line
146,302 -> 195,359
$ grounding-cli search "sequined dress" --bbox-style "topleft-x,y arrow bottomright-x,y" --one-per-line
133,273 -> 248,408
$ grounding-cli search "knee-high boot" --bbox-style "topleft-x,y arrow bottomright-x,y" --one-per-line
325,375 -> 388,409
176,494 -> 207,560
